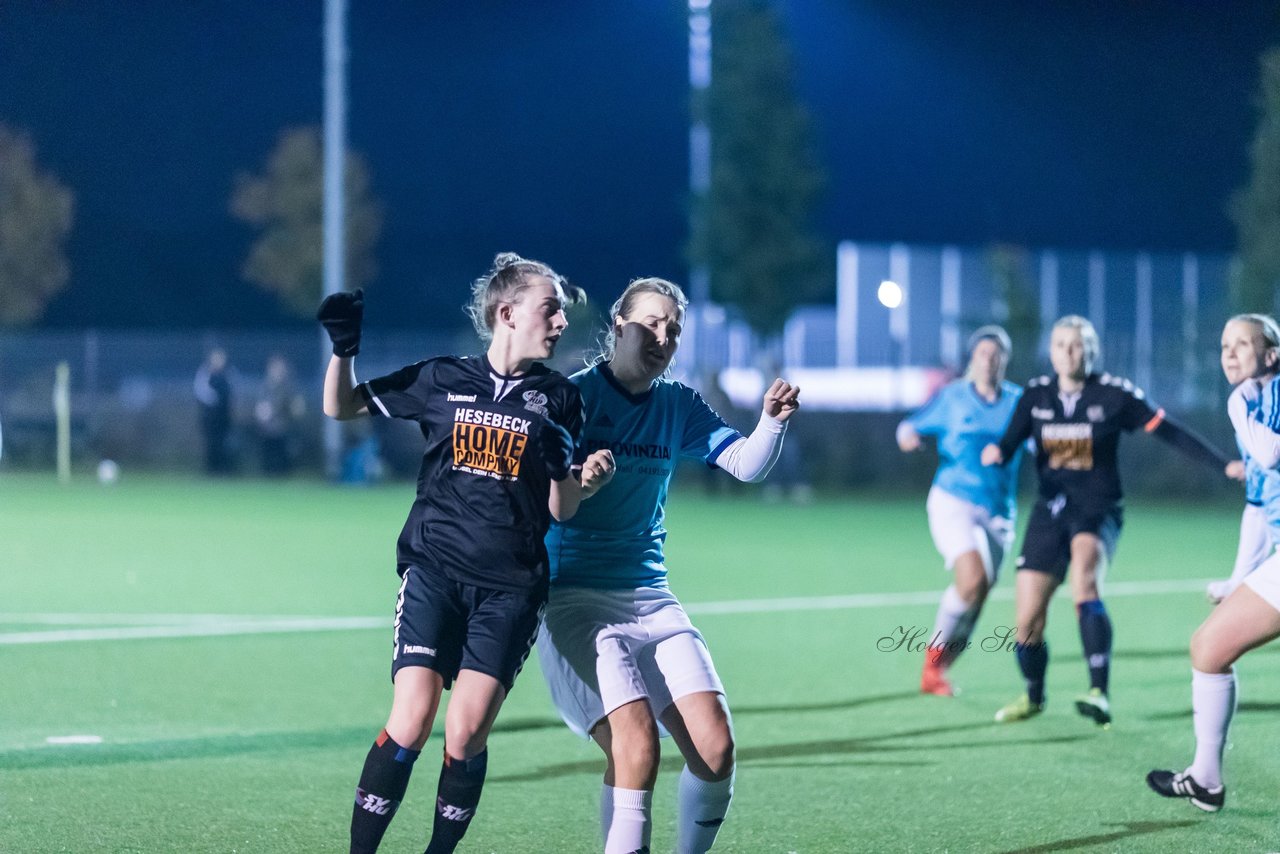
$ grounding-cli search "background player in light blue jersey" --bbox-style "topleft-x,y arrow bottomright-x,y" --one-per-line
1148,314 -> 1280,813
538,277 -> 800,854
897,326 -> 1023,696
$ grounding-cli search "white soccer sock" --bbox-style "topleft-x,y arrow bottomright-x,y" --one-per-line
930,585 -> 978,660
1186,668 -> 1236,790
602,785 -> 651,854
677,765 -> 734,854
600,784 -> 613,846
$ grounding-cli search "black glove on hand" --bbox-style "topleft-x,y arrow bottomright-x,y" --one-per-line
316,288 -> 364,357
540,419 -> 574,482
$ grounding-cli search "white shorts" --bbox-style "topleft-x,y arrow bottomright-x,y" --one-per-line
537,585 -> 724,739
1237,503 -> 1274,577
925,486 -> 1014,583
1244,550 -> 1280,612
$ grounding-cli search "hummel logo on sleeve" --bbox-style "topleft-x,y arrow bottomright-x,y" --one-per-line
403,644 -> 436,656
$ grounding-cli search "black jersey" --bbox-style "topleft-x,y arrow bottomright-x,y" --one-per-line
996,373 -> 1162,514
360,354 -> 584,594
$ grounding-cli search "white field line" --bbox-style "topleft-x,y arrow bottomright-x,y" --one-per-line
0,613 -> 293,625
684,577 -> 1219,615
0,617 -> 386,645
0,577 -> 1219,645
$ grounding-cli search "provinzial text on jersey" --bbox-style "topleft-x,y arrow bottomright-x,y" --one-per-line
583,438 -> 672,459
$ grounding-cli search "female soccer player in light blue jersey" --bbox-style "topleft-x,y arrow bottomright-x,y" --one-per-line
897,326 -> 1023,696
538,277 -> 800,854
1148,314 -> 1280,813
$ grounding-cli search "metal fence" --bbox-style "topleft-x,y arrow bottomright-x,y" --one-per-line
0,240 -> 1241,473
683,241 -> 1237,411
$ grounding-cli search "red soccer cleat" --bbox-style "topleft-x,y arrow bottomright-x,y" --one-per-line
920,648 -> 955,697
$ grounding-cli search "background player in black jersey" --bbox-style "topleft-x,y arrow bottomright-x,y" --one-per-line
319,253 -> 614,854
981,315 -> 1235,727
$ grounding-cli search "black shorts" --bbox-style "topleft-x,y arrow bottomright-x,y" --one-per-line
391,566 -> 545,693
1015,496 -> 1123,580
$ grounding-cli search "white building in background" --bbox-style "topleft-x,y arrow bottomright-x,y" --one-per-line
688,240 -> 1233,412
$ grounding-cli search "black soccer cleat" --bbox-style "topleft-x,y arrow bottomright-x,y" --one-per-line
1145,769 -> 1225,812
1074,688 -> 1112,727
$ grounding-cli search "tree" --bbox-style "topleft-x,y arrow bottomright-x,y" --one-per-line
687,0 -> 828,337
1231,47 -> 1280,314
987,244 -> 1041,381
0,125 -> 74,326
231,126 -> 381,316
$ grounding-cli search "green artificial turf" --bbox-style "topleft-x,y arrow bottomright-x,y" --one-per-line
0,472 -> 1272,852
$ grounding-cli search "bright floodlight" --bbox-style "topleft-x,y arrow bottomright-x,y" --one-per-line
878,280 -> 903,308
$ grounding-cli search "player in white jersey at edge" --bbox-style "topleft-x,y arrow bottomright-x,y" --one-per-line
1147,313 -> 1280,813
897,325 -> 1024,696
537,277 -> 800,854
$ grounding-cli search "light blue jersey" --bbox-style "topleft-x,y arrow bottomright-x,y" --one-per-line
1248,376 -> 1280,528
1239,435 -> 1265,507
905,379 -> 1024,520
546,363 -> 742,589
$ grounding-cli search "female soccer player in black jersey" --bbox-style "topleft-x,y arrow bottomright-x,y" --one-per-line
981,315 -> 1235,727
319,253 -> 613,854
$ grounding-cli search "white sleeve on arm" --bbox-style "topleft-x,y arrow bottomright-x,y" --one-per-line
1229,395 -> 1280,469
714,414 -> 787,483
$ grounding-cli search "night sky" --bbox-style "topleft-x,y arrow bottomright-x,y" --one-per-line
3,1 -> 1279,330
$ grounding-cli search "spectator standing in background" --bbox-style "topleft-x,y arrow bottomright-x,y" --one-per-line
255,354 -> 304,476
194,347 -> 235,475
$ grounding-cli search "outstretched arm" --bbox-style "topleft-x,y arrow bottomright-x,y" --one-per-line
716,378 -> 800,483
984,390 -> 1033,466
1150,411 -> 1232,473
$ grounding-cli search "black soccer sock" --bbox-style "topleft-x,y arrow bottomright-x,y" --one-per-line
1015,641 -> 1049,705
1076,599 -> 1112,693
351,729 -> 420,854
424,749 -> 488,854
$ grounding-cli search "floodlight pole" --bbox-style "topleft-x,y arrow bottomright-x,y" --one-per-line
322,0 -> 348,479
689,0 -> 712,368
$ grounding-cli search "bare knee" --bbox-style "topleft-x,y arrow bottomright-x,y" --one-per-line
952,553 -> 989,604
1015,609 -> 1047,644
955,573 -> 989,606
609,715 -> 660,789
443,718 -> 489,759
615,729 -> 660,780
684,723 -> 735,782
702,728 -> 736,781
1190,624 -> 1233,674
386,695 -> 436,749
